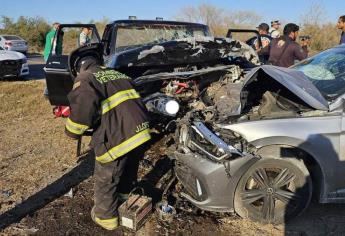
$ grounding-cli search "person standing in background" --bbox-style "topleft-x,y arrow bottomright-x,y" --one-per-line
265,23 -> 309,67
43,22 -> 60,97
337,15 -> 345,44
270,20 -> 281,38
247,23 -> 272,63
79,27 -> 92,47
43,22 -> 60,62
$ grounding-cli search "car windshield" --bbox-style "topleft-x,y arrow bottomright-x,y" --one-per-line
115,24 -> 208,53
3,35 -> 22,40
292,46 -> 345,101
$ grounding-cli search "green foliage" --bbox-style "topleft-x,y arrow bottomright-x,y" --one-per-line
0,16 -> 110,53
0,15 -> 50,53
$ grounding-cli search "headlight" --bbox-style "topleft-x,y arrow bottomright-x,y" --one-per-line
165,100 -> 179,116
21,58 -> 27,64
143,93 -> 180,117
181,121 -> 243,161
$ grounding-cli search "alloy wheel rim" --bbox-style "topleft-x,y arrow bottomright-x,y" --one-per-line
240,167 -> 301,222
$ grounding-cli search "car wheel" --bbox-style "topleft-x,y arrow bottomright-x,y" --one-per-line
234,158 -> 312,224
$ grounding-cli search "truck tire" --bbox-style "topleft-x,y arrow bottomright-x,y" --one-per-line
234,158 -> 312,224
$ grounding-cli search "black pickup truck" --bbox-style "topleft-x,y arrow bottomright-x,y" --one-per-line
44,19 -> 259,127
45,20 -> 210,105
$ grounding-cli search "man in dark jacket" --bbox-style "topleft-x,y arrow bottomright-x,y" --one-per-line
337,15 -> 345,44
246,23 -> 272,63
65,58 -> 151,230
260,23 -> 309,67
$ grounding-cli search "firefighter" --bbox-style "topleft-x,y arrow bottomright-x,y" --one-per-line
65,57 -> 151,230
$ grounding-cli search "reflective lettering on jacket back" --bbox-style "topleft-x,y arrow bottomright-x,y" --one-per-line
94,70 -> 131,84
136,122 -> 150,133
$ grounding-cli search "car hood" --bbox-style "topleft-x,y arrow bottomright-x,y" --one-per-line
108,36 -> 260,70
242,65 -> 329,111
0,50 -> 25,61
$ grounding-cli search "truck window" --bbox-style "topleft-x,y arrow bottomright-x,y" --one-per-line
52,27 -> 99,56
114,25 -> 208,53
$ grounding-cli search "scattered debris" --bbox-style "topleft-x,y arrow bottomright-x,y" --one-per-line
138,45 -> 165,60
156,201 -> 176,223
1,189 -> 13,198
63,188 -> 73,198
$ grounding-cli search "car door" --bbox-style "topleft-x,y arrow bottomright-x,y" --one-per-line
44,24 -> 101,106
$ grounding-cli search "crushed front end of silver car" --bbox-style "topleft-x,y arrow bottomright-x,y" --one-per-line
170,118 -> 257,212
168,110 -> 260,212
168,64 -> 329,213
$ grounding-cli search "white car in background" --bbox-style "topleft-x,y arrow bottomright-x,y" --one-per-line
0,46 -> 29,79
0,35 -> 28,54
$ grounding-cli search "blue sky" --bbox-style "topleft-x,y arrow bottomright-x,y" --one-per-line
0,0 -> 342,25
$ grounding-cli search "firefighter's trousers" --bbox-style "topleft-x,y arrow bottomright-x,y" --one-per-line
93,146 -> 143,219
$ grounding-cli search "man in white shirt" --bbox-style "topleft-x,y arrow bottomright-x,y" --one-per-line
79,27 -> 92,47
270,20 -> 281,38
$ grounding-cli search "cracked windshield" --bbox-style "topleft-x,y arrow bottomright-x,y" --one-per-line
293,47 -> 345,100
115,25 -> 207,53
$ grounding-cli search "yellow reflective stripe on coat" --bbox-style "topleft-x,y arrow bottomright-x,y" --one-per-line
96,129 -> 151,163
101,89 -> 140,114
65,118 -> 89,135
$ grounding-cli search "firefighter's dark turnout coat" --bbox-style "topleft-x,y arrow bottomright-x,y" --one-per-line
65,68 -> 151,163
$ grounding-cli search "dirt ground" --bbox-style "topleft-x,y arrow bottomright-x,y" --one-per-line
2,80 -> 345,236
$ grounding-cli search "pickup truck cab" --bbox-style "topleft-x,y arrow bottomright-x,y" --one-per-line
44,19 -> 211,106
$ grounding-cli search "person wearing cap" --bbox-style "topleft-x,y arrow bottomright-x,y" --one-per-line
65,57 -> 151,230
79,27 -> 92,46
270,20 -> 281,38
262,23 -> 309,67
247,23 -> 272,63
337,15 -> 345,44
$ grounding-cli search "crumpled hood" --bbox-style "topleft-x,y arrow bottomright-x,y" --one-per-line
109,36 -> 260,69
0,50 -> 25,61
242,65 -> 329,111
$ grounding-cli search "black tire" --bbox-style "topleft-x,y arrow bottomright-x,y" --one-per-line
234,158 -> 312,224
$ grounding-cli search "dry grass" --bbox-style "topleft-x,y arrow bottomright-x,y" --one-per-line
0,81 -> 82,213
0,81 -> 287,235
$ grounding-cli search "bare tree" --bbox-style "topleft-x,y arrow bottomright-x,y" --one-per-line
177,4 -> 224,35
299,0 -> 339,51
224,11 -> 261,29
300,0 -> 327,26
176,3 -> 261,36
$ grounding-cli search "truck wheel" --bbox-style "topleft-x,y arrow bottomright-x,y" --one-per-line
234,158 -> 312,224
